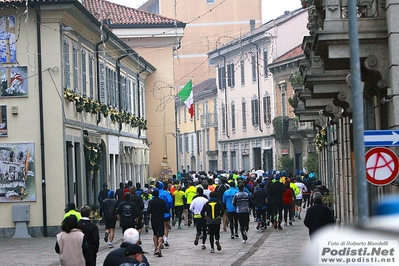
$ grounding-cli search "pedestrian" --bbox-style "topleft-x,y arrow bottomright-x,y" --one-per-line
148,188 -> 169,257
252,182 -> 269,231
141,188 -> 153,233
156,182 -> 173,247
201,191 -> 225,253
64,202 -> 82,221
78,206 -> 100,266
302,174 -> 313,209
282,181 -> 295,226
117,193 -> 140,233
98,183 -> 109,216
184,181 -> 197,227
172,184 -> 185,229
222,181 -> 239,239
115,182 -> 125,205
232,182 -> 252,244
269,174 -> 285,230
103,228 -> 150,266
216,178 -> 229,231
304,191 -> 334,239
101,190 -> 118,248
130,186 -> 144,243
55,215 -> 85,266
190,187 -> 209,250
294,177 -> 308,219
120,244 -> 148,266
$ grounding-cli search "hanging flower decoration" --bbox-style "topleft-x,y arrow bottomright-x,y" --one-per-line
84,145 -> 102,173
64,88 -> 147,129
315,127 -> 328,152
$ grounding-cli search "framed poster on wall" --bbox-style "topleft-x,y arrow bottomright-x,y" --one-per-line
0,15 -> 17,63
0,105 -> 6,136
0,142 -> 36,202
0,66 -> 28,97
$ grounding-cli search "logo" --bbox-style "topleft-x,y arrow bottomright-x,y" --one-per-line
319,240 -> 397,264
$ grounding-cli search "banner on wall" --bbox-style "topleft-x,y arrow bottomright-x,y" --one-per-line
0,142 -> 36,202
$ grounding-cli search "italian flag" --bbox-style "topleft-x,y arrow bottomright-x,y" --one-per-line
177,79 -> 194,118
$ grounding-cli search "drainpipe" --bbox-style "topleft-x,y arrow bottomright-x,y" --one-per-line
95,34 -> 109,125
249,40 -> 263,132
116,52 -> 130,132
35,5 -> 48,237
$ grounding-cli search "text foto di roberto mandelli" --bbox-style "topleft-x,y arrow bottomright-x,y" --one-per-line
327,240 -> 392,246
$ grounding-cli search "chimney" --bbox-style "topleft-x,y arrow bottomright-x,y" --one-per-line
250,19 -> 255,30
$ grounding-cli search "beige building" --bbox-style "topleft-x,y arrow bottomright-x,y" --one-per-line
84,0 -> 186,180
268,46 -> 316,172
175,78 -> 218,173
0,0 -> 157,237
297,0 -> 399,223
208,9 -> 308,172
139,0 -> 262,86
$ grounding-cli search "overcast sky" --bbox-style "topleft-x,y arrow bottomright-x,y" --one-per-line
107,0 -> 302,23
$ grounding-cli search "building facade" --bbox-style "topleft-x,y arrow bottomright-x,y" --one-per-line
176,78 -> 218,173
0,0 -> 154,237
84,0 -> 186,181
208,9 -> 309,173
297,0 -> 399,224
139,0 -> 263,86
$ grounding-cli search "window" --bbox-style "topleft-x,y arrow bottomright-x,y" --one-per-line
179,135 -> 183,153
63,38 -> 70,89
240,60 -> 245,85
140,84 -> 145,118
99,54 -> 106,103
227,62 -> 235,87
282,92 -> 287,117
88,53 -> 94,98
242,100 -> 247,131
251,96 -> 259,126
206,129 -> 210,150
263,49 -> 268,77
132,81 -> 137,115
121,76 -> 126,110
231,102 -> 236,133
218,65 -> 226,90
184,134 -> 189,152
81,48 -> 87,96
72,43 -> 78,92
222,103 -> 226,134
263,93 -> 271,125
252,53 -> 257,82
184,106 -> 187,123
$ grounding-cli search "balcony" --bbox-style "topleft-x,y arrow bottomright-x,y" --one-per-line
200,113 -> 218,128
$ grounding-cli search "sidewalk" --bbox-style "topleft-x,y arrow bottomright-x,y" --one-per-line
0,209 -> 311,266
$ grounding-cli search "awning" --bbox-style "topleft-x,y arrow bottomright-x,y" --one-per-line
121,141 -> 149,165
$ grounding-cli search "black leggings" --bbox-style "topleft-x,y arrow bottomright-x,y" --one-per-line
174,206 -> 183,226
227,212 -> 238,235
194,217 -> 207,244
207,224 -> 220,249
237,213 -> 249,238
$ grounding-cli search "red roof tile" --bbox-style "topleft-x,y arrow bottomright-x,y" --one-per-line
82,0 -> 184,27
273,45 -> 304,63
0,0 -> 184,27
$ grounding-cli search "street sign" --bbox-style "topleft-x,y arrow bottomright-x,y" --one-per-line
364,130 -> 399,147
365,147 -> 399,186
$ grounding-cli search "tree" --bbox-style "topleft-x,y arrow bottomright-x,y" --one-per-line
272,116 -> 289,142
278,155 -> 294,173
303,152 -> 319,177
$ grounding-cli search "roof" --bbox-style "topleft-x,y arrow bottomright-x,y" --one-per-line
82,0 -> 185,28
273,45 -> 303,64
193,78 -> 216,93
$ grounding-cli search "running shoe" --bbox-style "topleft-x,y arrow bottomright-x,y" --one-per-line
178,226 -> 182,229
164,242 -> 169,247
108,243 -> 113,248
172,220 -> 176,226
154,249 -> 159,255
231,235 -> 234,239
284,222 -> 287,226
160,244 -> 164,249
278,226 -> 283,230
289,220 -> 293,225
273,221 -> 277,229
201,244 -> 206,250
194,235 -> 199,245
243,231 -> 248,241
242,240 -> 246,244
158,250 -> 162,257
210,248 -> 215,253
216,241 -> 222,251
104,232 -> 108,242
235,233 -> 239,238
298,215 -> 301,220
